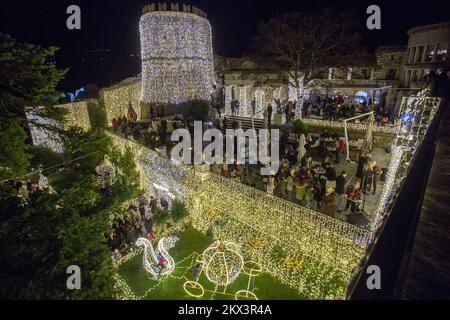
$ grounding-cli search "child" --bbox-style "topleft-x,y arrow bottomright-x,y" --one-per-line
157,255 -> 168,276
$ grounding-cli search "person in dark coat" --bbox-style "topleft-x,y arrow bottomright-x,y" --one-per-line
324,163 -> 337,181
335,171 -> 348,213
371,161 -> 382,194
356,151 -> 368,179
267,104 -> 273,126
313,177 -> 324,211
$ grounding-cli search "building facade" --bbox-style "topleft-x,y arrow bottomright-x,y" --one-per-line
217,22 -> 450,120
403,21 -> 450,88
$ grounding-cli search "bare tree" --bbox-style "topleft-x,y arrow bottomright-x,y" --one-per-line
251,7 -> 366,117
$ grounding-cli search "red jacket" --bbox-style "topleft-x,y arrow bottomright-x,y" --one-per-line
336,140 -> 345,153
345,186 -> 363,202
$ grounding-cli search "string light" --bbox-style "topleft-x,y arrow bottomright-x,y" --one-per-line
101,81 -> 141,125
372,93 -> 441,226
135,236 -> 179,279
26,109 -> 64,153
140,11 -> 214,104
202,241 -> 244,286
107,133 -> 369,299
25,103 -> 91,153
106,88 -> 440,299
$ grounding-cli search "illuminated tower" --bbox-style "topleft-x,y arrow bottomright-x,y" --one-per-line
139,3 -> 214,105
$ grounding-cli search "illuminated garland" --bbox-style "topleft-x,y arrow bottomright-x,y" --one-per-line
140,11 -> 214,104
371,95 -> 441,226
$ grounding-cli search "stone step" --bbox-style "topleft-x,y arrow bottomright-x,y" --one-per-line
224,115 -> 265,131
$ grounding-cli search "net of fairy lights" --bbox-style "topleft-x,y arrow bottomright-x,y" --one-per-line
372,94 -> 441,226
95,164 -> 117,187
25,103 -> 92,154
139,11 -> 214,104
25,108 -> 65,154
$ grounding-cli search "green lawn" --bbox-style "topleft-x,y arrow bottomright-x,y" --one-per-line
116,226 -> 305,300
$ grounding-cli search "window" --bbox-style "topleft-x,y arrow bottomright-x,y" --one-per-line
416,46 -> 424,62
409,47 -> 416,63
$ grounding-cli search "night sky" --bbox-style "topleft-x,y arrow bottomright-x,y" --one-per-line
1,0 -> 449,91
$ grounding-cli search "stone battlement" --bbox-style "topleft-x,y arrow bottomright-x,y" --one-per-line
142,3 -> 208,19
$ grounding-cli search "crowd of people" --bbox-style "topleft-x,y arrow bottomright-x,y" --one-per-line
111,115 -> 188,151
229,95 -> 392,127
5,179 -> 41,203
302,96 -> 392,126
210,128 -> 384,222
110,106 -> 386,224
107,193 -> 171,262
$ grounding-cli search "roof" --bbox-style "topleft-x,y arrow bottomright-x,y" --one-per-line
407,21 -> 450,36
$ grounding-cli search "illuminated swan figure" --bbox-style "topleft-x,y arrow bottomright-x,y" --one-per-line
136,236 -> 179,280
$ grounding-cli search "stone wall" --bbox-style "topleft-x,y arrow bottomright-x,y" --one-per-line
56,101 -> 92,131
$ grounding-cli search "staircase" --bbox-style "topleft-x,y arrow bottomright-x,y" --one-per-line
224,115 -> 266,132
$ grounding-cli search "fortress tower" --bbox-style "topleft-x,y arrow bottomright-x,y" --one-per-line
139,3 -> 214,105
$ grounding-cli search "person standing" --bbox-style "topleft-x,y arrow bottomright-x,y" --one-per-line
362,161 -> 374,194
295,180 -> 306,205
356,151 -> 368,179
336,138 -> 345,164
267,104 -> 273,126
144,209 -> 154,238
371,161 -> 382,195
149,196 -> 158,213
279,173 -> 287,198
345,182 -> 363,214
335,171 -> 347,213
321,187 -> 337,217
303,182 -> 314,209
266,175 -> 275,195
313,177 -> 324,211
324,163 -> 337,182
251,100 -> 256,116
286,171 -> 295,201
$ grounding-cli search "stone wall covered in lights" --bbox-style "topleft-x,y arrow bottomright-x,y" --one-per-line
56,101 -> 92,131
101,80 -> 141,125
139,11 -> 214,104
26,102 -> 91,153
